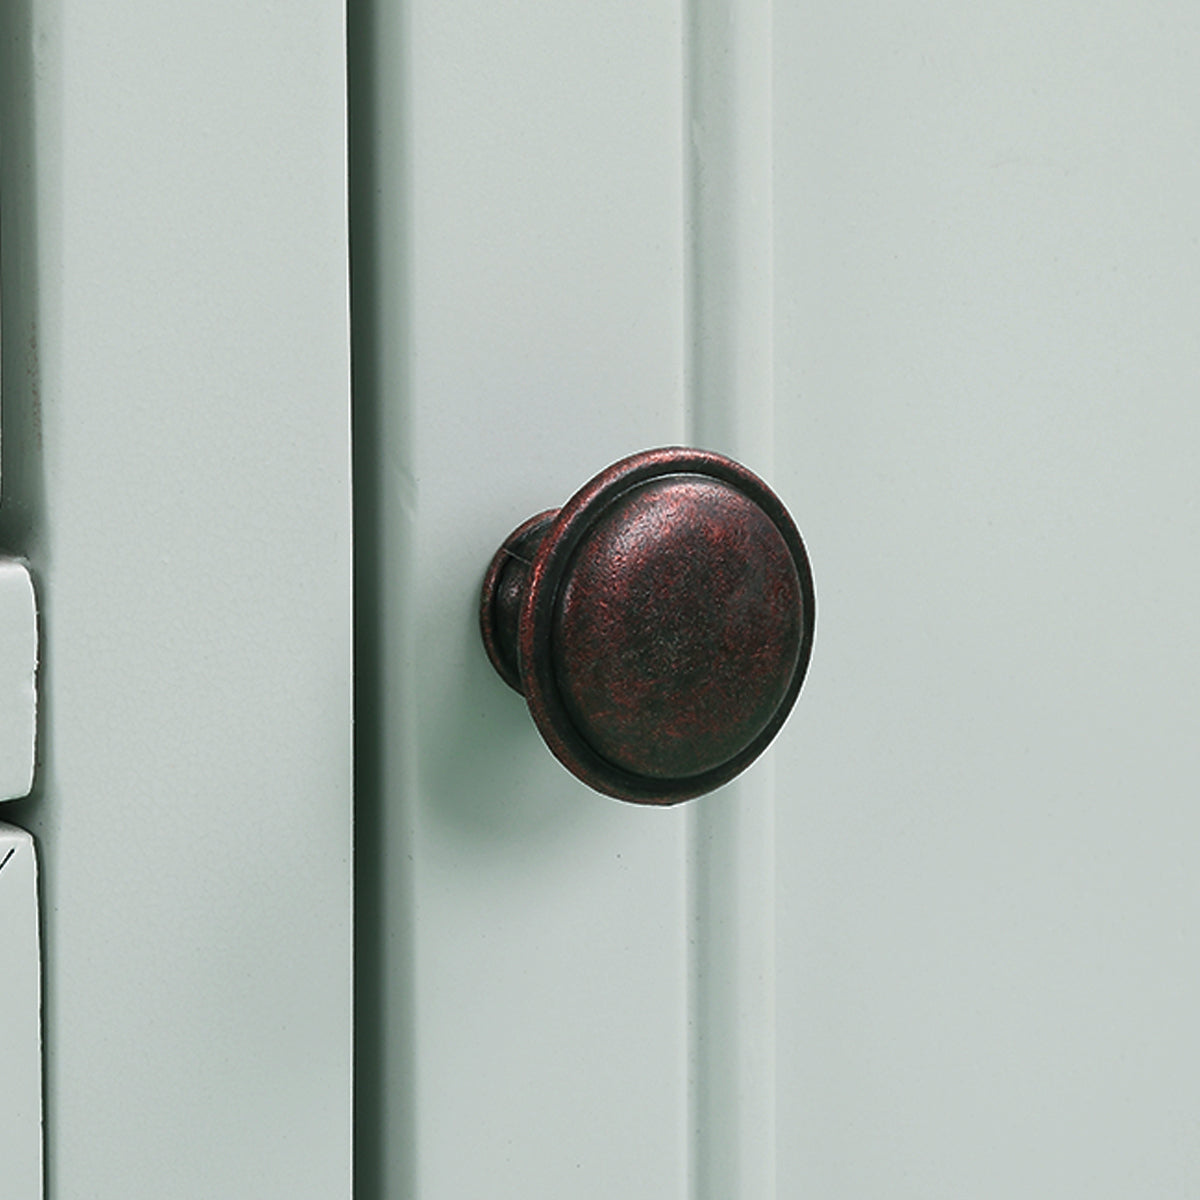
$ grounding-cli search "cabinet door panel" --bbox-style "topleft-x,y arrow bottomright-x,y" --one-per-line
353,3 -> 695,1196
2,3 -> 353,1195
355,1 -> 794,1196
362,1 -> 1200,1197
775,3 -> 1200,1194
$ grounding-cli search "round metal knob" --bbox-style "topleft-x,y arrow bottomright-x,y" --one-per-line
480,447 -> 815,804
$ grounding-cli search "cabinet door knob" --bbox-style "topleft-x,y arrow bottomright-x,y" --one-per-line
480,447 -> 815,804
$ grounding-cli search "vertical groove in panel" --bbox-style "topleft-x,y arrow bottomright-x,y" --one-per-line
684,1 -> 777,1198
350,0 -> 418,1195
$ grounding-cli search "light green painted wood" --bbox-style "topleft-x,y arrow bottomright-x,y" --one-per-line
0,824 -> 41,1200
0,2 -> 353,1196
352,1 -> 696,1196
0,562 -> 36,800
775,2 -> 1200,1194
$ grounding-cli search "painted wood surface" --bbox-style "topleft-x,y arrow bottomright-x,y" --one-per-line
360,1 -> 1200,1197
0,824 -> 41,1200
0,2 -> 353,1196
774,2 -> 1200,1194
1,0 -> 1189,1195
0,562 -> 36,800
353,1 -> 691,1196
353,1 -> 783,1196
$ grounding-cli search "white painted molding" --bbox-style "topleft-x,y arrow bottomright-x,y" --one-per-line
0,822 -> 42,1200
0,562 -> 37,802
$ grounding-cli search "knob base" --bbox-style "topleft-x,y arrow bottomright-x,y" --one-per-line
479,510 -> 556,693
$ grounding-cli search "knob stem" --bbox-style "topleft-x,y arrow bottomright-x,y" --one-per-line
480,509 -> 557,693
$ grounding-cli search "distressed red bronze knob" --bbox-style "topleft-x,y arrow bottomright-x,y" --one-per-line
480,447 -> 815,804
